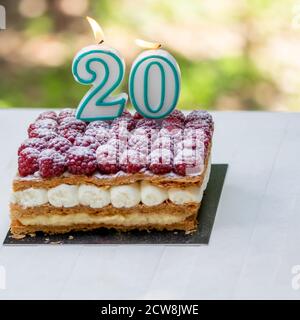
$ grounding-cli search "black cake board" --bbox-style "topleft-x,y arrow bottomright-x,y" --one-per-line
4,164 -> 228,245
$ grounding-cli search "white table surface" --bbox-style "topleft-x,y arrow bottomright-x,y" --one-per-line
0,109 -> 299,300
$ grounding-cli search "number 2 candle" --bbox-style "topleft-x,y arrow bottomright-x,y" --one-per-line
129,39 -> 181,119
72,17 -> 128,121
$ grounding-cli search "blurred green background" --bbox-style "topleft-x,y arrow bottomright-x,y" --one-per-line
0,0 -> 300,111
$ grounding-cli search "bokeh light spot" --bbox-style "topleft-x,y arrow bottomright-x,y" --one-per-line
19,0 -> 47,18
58,0 -> 89,16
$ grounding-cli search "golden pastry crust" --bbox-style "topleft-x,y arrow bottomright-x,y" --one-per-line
10,201 -> 199,219
10,210 -> 198,235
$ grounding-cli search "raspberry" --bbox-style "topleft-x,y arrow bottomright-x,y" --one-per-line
105,137 -> 129,153
159,128 -> 183,149
28,119 -> 58,137
58,117 -> 86,134
106,138 -> 119,148
18,147 -> 40,177
133,127 -> 159,140
110,126 -> 130,145
104,119 -> 113,126
136,118 -> 160,129
162,124 -> 182,132
165,109 -> 185,123
85,127 -> 109,144
161,118 -> 184,131
149,148 -> 173,174
111,117 -> 136,131
38,149 -> 65,178
151,136 -> 173,153
120,149 -> 148,173
190,129 -> 211,153
172,131 -> 184,154
36,111 -> 57,122
96,144 -> 120,174
59,129 -> 82,144
203,136 -> 210,152
28,128 -> 58,140
121,109 -> 132,118
66,146 -> 97,175
128,134 -> 149,154
183,127 -> 208,141
158,127 -> 173,137
173,163 -> 187,176
185,121 -> 213,137
175,138 -> 205,155
185,110 -> 213,126
48,136 -> 72,153
133,112 -> 144,120
58,108 -> 75,123
182,128 -> 210,154
18,138 -> 47,155
74,135 -> 100,151
86,120 -> 109,131
176,138 -> 197,151
173,148 -> 204,176
186,118 -> 213,129
95,128 -> 110,144
85,128 -> 98,138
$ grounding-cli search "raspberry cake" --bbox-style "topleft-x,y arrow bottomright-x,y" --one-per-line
10,109 -> 213,235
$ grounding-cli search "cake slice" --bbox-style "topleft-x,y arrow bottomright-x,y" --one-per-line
10,109 -> 214,235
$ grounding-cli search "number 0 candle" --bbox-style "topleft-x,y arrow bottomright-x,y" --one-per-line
72,17 -> 128,121
129,39 -> 181,119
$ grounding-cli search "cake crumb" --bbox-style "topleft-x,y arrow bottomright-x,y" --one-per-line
50,241 -> 62,245
29,233 -> 36,237
68,235 -> 74,240
185,229 -> 196,235
11,234 -> 26,239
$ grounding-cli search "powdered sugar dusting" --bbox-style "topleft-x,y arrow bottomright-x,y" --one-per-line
68,146 -> 93,157
17,109 -> 213,178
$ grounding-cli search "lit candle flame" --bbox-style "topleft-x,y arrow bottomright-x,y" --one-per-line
86,16 -> 105,44
135,39 -> 161,50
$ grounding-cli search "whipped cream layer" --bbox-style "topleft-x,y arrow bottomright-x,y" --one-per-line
12,159 -> 211,209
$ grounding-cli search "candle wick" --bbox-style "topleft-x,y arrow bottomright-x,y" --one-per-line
98,40 -> 104,44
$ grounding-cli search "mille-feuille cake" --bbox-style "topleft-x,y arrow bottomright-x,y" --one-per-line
10,108 -> 213,235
